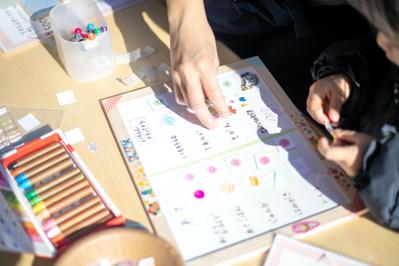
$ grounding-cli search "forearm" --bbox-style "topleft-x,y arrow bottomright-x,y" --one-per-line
166,0 -> 208,31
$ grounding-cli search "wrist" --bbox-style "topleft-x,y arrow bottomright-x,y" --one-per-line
331,73 -> 352,100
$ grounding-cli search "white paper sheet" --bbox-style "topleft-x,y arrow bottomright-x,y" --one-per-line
116,67 -> 348,260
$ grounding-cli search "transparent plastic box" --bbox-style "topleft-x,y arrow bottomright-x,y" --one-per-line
49,0 -> 114,82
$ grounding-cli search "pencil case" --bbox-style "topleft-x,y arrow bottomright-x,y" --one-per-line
0,129 -> 124,257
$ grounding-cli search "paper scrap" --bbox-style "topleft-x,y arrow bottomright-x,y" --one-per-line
56,90 -> 76,106
119,73 -> 142,87
64,128 -> 85,145
88,142 -> 98,153
17,113 -> 40,132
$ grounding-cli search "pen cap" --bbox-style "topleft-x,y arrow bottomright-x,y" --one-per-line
49,0 -> 114,82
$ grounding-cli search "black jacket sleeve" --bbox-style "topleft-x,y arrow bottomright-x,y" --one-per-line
355,125 -> 399,229
310,32 -> 399,229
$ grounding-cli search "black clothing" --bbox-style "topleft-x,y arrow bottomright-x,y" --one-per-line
204,0 -> 369,112
312,33 -> 399,229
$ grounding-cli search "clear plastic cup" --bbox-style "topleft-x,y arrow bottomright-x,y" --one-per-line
49,0 -> 114,82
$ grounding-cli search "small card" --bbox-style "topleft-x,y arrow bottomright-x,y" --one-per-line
64,127 -> 85,145
17,113 -> 40,132
56,90 -> 76,106
264,234 -> 369,266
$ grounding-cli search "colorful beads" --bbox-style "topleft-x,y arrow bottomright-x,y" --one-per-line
93,28 -> 102,36
74,27 -> 82,34
70,23 -> 107,42
87,33 -> 96,40
86,23 -> 95,32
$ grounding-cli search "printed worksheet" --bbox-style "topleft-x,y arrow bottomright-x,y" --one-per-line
116,67 -> 348,260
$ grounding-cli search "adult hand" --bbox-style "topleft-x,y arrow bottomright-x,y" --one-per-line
318,129 -> 373,177
167,0 -> 229,129
307,73 -> 352,126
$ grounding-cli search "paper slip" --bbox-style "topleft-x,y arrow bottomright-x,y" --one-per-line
17,114 -> 40,132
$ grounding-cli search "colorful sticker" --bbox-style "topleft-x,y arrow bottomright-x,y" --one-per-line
290,112 -> 320,153
148,201 -> 160,215
243,175 -> 260,187
184,173 -> 195,181
219,182 -> 235,194
254,153 -> 276,169
194,190 -> 205,199
274,135 -> 296,151
327,167 -> 355,194
160,112 -> 177,126
120,138 -> 138,162
240,72 -> 259,91
148,97 -> 167,111
292,220 -> 320,233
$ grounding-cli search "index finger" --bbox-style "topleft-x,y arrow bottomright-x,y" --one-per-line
307,88 -> 329,124
201,71 -> 229,118
186,77 -> 218,129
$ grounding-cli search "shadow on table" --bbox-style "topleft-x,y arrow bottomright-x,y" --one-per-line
0,251 -> 54,266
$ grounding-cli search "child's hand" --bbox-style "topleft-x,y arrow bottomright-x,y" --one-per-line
318,129 -> 373,177
307,73 -> 352,126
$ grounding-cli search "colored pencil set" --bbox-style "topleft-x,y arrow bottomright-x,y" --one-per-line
0,130 -> 123,257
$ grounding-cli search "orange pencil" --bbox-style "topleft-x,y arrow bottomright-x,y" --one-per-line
8,142 -> 62,170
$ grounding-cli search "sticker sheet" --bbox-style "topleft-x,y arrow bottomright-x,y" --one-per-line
115,67 -> 348,260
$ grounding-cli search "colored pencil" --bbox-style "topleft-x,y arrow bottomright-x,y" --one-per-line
11,146 -> 66,176
42,196 -> 101,231
35,186 -> 94,220
8,142 -> 62,170
26,168 -> 81,196
46,202 -> 106,237
18,159 -> 74,190
50,209 -> 112,244
27,173 -> 84,202
29,177 -> 88,207
15,153 -> 70,183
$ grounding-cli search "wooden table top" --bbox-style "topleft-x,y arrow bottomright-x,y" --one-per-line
0,0 -> 398,265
